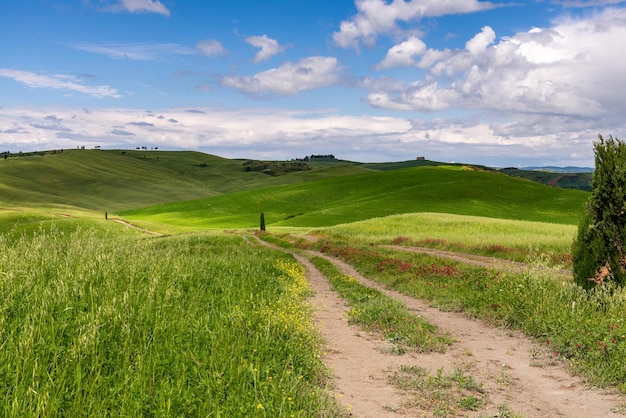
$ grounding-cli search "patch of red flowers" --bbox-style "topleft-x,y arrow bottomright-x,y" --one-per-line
375,258 -> 415,273
415,263 -> 461,278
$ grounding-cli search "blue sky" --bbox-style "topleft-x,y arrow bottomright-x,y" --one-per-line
2,0 -> 626,167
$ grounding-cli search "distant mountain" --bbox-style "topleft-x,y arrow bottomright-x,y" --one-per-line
499,167 -> 592,191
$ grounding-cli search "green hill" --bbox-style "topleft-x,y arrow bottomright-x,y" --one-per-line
120,165 -> 589,230
1,150 -> 590,232
0,149 -> 368,211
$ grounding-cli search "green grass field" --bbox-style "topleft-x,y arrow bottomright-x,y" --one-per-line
0,228 -> 342,416
314,212 -> 577,265
119,165 -> 588,231
6,149 -> 622,415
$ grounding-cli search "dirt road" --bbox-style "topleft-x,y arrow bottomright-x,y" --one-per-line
255,237 -> 626,417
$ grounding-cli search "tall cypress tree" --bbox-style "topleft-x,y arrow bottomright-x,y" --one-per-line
573,134 -> 626,288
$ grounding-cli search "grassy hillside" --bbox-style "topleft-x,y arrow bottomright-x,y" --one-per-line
1,150 -> 590,233
0,149 -> 369,211
120,165 -> 589,230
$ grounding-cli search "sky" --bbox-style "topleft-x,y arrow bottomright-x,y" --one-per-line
1,0 -> 626,167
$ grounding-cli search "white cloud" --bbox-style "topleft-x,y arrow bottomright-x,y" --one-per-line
0,69 -> 121,98
72,42 -> 196,60
376,36 -> 426,70
0,104 -> 609,167
222,56 -> 342,96
0,105 -> 412,159
245,35 -> 287,63
197,40 -> 228,57
417,48 -> 453,69
365,82 -> 459,111
334,0 -> 498,49
106,0 -> 170,16
465,26 -> 496,55
362,8 -> 626,119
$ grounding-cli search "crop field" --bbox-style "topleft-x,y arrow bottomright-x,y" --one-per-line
5,150 -> 626,416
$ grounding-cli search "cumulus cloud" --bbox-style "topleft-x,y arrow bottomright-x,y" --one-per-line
362,8 -> 626,120
334,0 -> 498,49
222,56 -> 342,96
197,40 -> 228,57
0,69 -> 121,98
105,0 -> 170,16
72,42 -> 196,60
376,36 -> 427,69
464,26 -> 496,55
245,35 -> 287,63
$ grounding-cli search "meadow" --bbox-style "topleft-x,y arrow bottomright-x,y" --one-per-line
0,226 -> 343,416
5,149 -> 623,416
315,212 -> 577,264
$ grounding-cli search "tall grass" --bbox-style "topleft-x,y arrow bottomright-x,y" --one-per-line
0,227 -> 342,416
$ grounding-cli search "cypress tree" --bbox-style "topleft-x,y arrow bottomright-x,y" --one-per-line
260,212 -> 266,231
572,134 -> 626,288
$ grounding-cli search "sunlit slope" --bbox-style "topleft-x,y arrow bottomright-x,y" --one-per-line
0,149 -> 370,211
120,165 -> 589,229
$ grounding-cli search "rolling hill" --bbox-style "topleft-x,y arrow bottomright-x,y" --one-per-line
1,149 -> 590,232
119,165 -> 589,230
0,149 -> 369,211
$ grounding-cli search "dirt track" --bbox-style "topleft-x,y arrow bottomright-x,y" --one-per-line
385,245 -> 572,279
255,237 -> 626,417
109,218 -> 164,236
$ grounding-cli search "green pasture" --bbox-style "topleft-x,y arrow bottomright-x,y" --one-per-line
1,150 -> 219,210
120,165 -> 588,231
